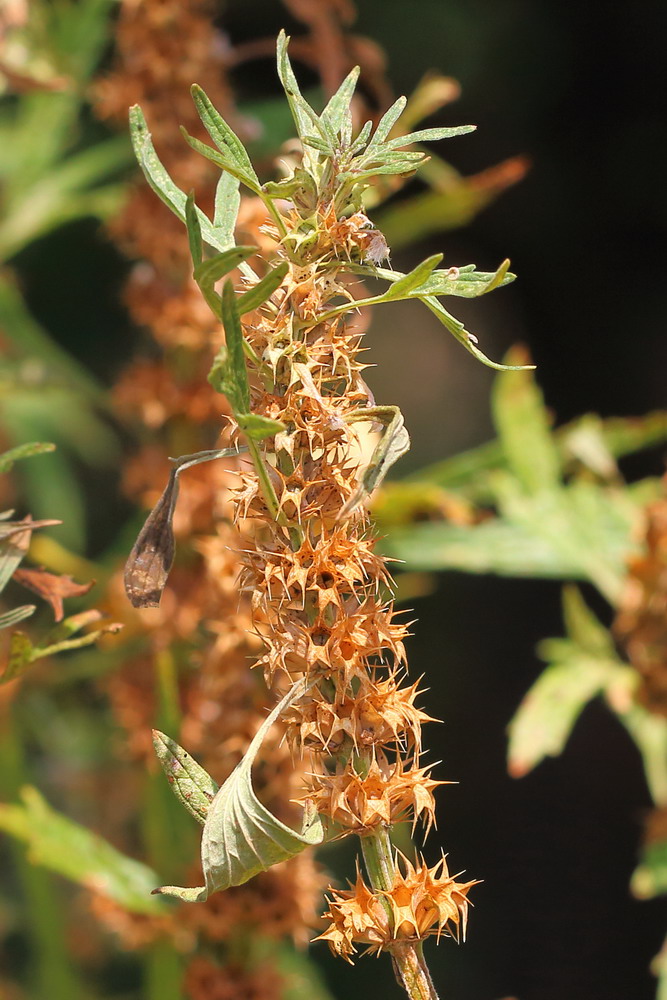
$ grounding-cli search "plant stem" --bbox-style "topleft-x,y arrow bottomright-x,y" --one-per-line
360,828 -> 439,1000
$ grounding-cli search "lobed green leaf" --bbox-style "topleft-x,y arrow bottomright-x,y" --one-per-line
190,84 -> 260,188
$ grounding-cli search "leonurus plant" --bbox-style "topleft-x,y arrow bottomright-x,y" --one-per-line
124,31 -> 526,999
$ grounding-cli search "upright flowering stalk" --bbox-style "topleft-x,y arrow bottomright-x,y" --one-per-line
127,32 -> 523,999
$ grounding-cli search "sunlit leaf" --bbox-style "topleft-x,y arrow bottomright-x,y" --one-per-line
237,261 -> 289,314
0,787 -> 166,914
422,295 -> 533,371
321,66 -> 360,136
180,127 -> 262,194
385,124 -> 476,147
190,84 -> 260,189
153,731 -> 219,827
236,413 -> 286,441
154,679 -> 325,901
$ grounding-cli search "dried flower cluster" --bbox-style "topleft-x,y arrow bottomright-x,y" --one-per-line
119,29 -> 517,998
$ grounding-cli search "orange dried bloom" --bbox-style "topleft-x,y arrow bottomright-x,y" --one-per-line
318,856 -> 478,962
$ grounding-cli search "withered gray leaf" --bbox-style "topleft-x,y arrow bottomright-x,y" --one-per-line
340,405 -> 411,519
124,448 -> 241,608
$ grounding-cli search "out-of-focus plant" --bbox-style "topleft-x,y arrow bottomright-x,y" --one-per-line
376,349 -> 667,997
0,0 -> 129,550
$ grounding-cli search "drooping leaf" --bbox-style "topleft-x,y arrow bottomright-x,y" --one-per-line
154,679 -> 325,901
0,441 -> 56,473
0,787 -> 166,914
422,294 -> 533,371
341,406 -> 411,518
152,731 -> 219,827
12,567 -> 94,622
124,448 -> 240,608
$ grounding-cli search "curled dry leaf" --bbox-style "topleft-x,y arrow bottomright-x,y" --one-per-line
12,568 -> 94,622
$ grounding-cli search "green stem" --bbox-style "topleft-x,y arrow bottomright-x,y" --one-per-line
360,828 -> 439,1000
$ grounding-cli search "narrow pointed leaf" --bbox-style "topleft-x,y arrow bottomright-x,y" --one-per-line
421,294 -> 535,371
185,192 -> 203,266
385,124 -> 476,148
153,731 -> 219,826
218,280 -> 251,413
382,254 -> 443,300
0,787 -> 166,914
124,448 -> 240,608
321,66 -> 360,133
341,406 -> 410,518
154,679 -> 325,901
213,170 -> 241,248
193,246 -> 256,295
368,96 -> 408,148
0,441 -> 55,473
190,84 -> 260,188
237,261 -> 289,314
349,120 -> 373,154
129,105 -> 228,252
180,127 -> 262,194
276,31 -> 324,171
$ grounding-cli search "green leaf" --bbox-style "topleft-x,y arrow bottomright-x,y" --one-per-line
275,31 -> 328,172
124,448 -> 241,608
237,261 -> 289,314
422,294 -> 534,371
185,191 -> 203,267
180,127 -> 262,195
341,406 -> 411,518
154,679 -> 325,901
321,66 -> 360,135
631,838 -> 667,900
0,787 -> 166,914
492,349 -> 561,494
129,105 -> 227,252
190,84 -> 260,189
213,170 -> 241,249
417,259 -> 514,298
0,441 -> 56,474
0,605 -> 35,631
385,124 -> 476,147
367,96 -> 408,149
218,280 -> 251,414
192,246 -> 256,305
381,254 -> 444,300
152,731 -> 219,827
507,648 -> 619,778
236,413 -> 286,441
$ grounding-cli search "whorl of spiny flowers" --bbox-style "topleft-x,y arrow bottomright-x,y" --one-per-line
127,31 -> 517,985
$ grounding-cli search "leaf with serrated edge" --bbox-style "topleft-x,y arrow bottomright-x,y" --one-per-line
340,406 -> 410,519
0,787 -> 166,914
124,448 -> 240,608
153,731 -> 219,826
154,679 -> 325,901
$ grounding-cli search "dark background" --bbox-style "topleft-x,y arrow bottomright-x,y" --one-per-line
14,2 -> 667,998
